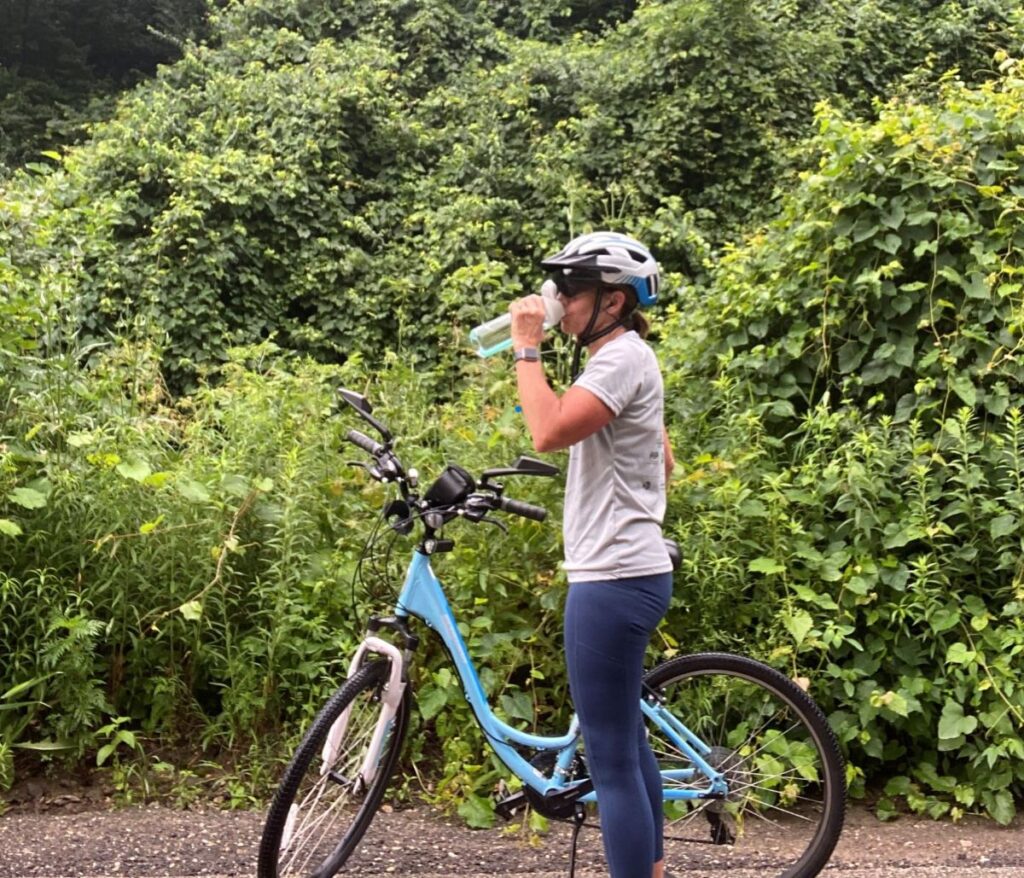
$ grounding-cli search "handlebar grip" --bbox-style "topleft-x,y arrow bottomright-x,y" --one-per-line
347,429 -> 384,456
499,496 -> 548,522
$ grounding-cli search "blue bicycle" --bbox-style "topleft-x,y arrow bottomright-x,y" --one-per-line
257,389 -> 846,878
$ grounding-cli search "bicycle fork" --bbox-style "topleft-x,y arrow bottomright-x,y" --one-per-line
321,636 -> 407,789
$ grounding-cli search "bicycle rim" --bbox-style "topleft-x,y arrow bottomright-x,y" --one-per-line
644,653 -> 845,878
258,659 -> 409,878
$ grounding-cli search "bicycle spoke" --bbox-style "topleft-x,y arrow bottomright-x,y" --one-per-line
259,661 -> 409,878
643,655 -> 845,878
282,711 -> 379,870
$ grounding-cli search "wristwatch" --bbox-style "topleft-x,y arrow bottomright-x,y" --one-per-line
513,347 -> 540,363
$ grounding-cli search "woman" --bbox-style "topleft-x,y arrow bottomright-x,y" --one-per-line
508,231 -> 675,878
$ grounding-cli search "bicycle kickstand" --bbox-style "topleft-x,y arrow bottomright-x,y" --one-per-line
567,803 -> 587,878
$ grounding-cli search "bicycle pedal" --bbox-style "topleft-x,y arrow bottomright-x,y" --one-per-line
494,791 -> 528,820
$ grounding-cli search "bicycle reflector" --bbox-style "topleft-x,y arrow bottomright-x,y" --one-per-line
424,464 -> 476,507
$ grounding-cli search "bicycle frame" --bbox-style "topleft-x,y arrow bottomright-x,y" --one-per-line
384,549 -> 728,804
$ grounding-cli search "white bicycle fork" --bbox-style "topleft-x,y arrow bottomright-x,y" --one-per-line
322,636 -> 406,787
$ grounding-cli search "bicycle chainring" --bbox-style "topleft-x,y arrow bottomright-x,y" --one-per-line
525,751 -> 589,819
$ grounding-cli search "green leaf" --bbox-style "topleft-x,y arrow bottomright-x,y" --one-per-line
989,514 -> 1017,539
2,674 -> 55,701
221,474 -> 251,498
884,691 -> 910,717
457,793 -> 495,829
783,611 -> 814,646
749,557 -> 785,575
983,789 -> 1016,826
116,459 -> 152,482
945,643 -> 976,665
949,375 -> 976,407
13,739 -> 74,751
418,686 -> 447,721
929,606 -> 960,634
7,487 -> 47,509
178,479 -> 211,503
875,797 -> 898,821
883,525 -> 926,549
0,518 -> 23,537
499,690 -> 533,722
143,471 -> 173,488
963,272 -> 989,299
875,232 -> 901,255
880,201 -> 905,229
938,700 -> 977,740
837,340 -> 867,373
139,514 -> 165,535
884,776 -> 914,797
177,600 -> 203,621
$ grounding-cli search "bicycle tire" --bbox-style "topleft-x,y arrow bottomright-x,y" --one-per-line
258,658 -> 410,878
643,652 -> 845,878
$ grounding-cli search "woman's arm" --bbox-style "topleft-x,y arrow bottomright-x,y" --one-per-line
515,360 -> 614,452
509,294 -> 614,452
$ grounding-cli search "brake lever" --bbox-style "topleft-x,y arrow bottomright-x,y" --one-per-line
346,460 -> 386,481
478,515 -> 509,535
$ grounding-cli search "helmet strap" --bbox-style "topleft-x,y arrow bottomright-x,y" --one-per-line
570,288 -> 631,381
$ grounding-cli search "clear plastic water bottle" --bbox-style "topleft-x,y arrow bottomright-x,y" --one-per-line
469,280 -> 565,357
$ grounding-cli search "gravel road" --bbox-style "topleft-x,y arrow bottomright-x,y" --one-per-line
0,801 -> 1021,878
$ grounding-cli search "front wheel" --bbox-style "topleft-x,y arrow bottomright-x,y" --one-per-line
644,653 -> 845,878
258,659 -> 410,878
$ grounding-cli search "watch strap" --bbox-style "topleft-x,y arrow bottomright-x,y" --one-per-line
513,347 -> 540,363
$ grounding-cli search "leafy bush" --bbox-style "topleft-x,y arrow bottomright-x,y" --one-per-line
6,0 -> 1022,388
659,58 -> 1024,824
5,0 -> 1024,823
0,336 -> 571,811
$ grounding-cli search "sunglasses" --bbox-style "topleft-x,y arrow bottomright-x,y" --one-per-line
551,275 -> 601,298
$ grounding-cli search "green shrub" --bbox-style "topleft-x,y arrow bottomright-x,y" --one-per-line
6,1 -> 1022,388
659,58 -> 1024,823
0,339 -> 571,810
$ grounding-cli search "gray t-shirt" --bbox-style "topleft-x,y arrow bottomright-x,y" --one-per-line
563,331 -> 672,582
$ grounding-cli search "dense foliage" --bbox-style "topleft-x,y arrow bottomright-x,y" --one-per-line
3,0 -> 1024,825
659,59 -> 1024,823
6,0 -> 1022,389
0,0 -> 209,169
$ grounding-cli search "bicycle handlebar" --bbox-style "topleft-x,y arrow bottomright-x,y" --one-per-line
341,392 -> 552,541
497,496 -> 548,522
347,429 -> 385,457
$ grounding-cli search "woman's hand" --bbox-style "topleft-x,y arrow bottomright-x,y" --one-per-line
509,294 -> 547,350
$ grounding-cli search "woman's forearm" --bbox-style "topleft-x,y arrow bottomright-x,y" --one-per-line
515,359 -> 564,452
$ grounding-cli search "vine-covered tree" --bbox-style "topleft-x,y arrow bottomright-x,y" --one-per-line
0,0 -> 208,167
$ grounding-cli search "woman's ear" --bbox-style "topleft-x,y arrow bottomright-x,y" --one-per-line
608,287 -> 628,317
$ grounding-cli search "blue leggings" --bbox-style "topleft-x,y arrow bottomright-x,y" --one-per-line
564,572 -> 673,878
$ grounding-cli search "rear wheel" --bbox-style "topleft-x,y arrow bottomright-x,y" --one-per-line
258,659 -> 409,878
643,653 -> 845,878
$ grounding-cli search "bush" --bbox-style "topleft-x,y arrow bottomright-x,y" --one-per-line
659,58 -> 1024,824
6,1 -> 1022,388
0,338 -> 571,814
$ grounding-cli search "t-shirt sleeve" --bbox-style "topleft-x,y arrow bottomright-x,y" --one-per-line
574,340 -> 640,416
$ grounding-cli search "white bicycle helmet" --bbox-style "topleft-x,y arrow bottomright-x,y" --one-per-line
540,231 -> 660,307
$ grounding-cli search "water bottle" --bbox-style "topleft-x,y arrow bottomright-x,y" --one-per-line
469,280 -> 565,357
